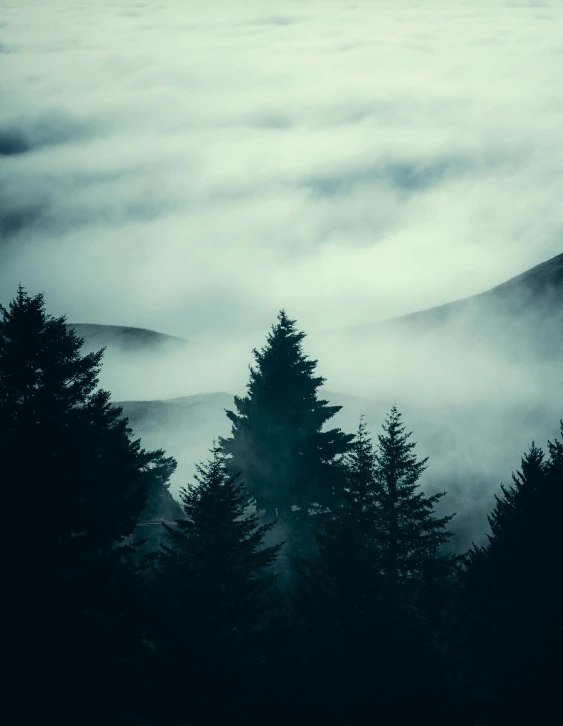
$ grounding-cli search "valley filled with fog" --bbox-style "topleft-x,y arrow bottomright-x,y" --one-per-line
72,253 -> 563,550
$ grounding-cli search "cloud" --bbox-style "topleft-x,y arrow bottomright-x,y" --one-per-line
1,0 -> 562,543
1,0 -> 562,334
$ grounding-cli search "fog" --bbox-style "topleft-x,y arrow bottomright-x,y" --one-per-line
2,0 -> 562,547
107,285 -> 562,549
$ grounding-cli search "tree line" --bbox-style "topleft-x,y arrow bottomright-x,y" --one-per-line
2,287 -> 561,725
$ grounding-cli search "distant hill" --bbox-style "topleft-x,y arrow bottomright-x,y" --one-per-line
117,392 -> 234,435
69,254 -> 562,358
331,252 -> 563,362
349,252 -> 563,333
66,323 -> 187,353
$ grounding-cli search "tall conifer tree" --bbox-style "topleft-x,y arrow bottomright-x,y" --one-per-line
373,406 -> 455,596
291,418 -> 381,631
147,444 -> 283,719
0,286 -> 176,724
458,431 -> 563,719
220,310 -> 353,516
289,418 -> 384,710
369,407 -> 457,707
219,310 -> 353,561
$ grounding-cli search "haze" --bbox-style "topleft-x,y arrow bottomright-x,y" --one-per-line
2,0 -> 562,546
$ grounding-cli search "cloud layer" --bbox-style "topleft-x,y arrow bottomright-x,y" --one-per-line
2,0 -> 562,335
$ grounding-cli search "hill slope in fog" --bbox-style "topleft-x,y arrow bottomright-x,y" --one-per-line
65,323 -> 188,353
392,251 -> 562,326
342,252 -> 563,359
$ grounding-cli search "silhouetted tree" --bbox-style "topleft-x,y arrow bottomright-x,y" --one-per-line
220,310 -> 353,515
369,407 -> 457,707
457,431 -> 563,722
288,418 -> 386,712
219,310 -> 353,562
0,286 -> 176,724
373,407 -> 455,597
146,443 -> 284,720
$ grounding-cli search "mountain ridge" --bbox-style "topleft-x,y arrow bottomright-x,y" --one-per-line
66,252 -> 562,349
65,322 -> 188,352
348,251 -> 563,333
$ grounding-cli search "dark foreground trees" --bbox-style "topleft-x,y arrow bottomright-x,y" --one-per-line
289,412 -> 458,719
455,427 -> 563,723
3,286 -> 562,726
0,286 -> 176,724
142,444 -> 284,721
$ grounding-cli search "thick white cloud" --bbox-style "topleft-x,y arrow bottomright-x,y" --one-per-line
1,0 -> 562,335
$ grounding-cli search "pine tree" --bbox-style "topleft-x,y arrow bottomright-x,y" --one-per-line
547,420 -> 563,472
457,433 -> 563,720
290,415 -> 455,717
219,310 -> 353,517
219,310 -> 353,568
340,415 -> 379,532
0,286 -> 176,723
487,441 -> 546,547
373,406 -> 455,596
288,418 -> 385,711
291,418 -> 380,622
367,407 -> 457,708
147,443 -> 284,719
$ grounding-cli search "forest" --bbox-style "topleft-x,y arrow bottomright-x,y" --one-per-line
2,285 -> 561,726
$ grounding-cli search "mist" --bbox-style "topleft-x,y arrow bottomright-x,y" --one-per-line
2,0 -> 562,548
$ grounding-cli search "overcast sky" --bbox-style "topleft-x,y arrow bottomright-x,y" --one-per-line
1,0 -> 562,338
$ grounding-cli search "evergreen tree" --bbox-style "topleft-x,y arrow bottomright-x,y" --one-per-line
340,415 -> 379,532
288,418 -> 385,712
457,432 -> 563,722
219,310 -> 353,567
147,443 -> 284,720
290,415 -> 456,718
0,286 -> 176,724
369,407 -> 457,708
373,406 -> 455,596
547,419 -> 563,472
219,310 -> 353,517
291,418 -> 380,618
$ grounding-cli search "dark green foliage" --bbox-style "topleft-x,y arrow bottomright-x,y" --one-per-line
487,441 -> 546,545
373,407 -> 456,598
220,309 -> 354,517
456,432 -> 563,721
288,419 -> 385,708
145,443 -> 284,719
297,417 -> 381,610
288,415 -> 456,716
0,286 -> 176,723
0,286 -> 176,547
369,408 -> 457,705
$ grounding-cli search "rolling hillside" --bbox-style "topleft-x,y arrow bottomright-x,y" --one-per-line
65,323 -> 188,353
346,252 -> 563,347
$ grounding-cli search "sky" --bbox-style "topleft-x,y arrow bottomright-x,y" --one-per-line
1,0 -> 563,339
